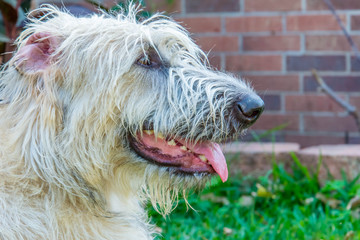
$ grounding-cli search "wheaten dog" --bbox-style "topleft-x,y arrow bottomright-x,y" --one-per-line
0,5 -> 264,240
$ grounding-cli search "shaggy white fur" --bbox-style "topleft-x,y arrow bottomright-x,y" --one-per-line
0,5 -> 261,240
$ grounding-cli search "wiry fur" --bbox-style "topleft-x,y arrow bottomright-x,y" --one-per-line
0,5 -> 257,240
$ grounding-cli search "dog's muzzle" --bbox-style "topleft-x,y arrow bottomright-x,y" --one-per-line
129,92 -> 264,183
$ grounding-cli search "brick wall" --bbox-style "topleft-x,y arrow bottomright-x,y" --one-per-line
145,0 -> 360,147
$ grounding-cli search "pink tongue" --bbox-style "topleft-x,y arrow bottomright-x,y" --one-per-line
140,133 -> 228,182
192,143 -> 228,182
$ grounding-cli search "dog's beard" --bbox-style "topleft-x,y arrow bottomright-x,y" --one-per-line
116,114 -> 234,215
142,164 -> 210,215
113,144 -> 210,216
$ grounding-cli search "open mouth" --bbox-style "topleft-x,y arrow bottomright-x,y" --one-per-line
129,130 -> 228,182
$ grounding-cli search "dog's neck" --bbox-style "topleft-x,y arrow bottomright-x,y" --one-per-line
104,181 -> 145,214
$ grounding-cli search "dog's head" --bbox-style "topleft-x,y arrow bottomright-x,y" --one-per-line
4,5 -> 263,213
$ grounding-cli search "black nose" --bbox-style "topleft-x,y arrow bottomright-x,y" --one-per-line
234,94 -> 264,125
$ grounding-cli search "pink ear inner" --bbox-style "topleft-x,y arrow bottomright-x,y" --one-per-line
14,32 -> 59,74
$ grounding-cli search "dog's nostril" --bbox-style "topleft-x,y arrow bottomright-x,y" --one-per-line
235,95 -> 264,123
242,108 -> 261,119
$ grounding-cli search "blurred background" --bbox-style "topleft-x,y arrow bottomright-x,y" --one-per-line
1,0 -> 360,148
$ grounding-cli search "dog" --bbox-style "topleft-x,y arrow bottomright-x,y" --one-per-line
0,5 -> 264,239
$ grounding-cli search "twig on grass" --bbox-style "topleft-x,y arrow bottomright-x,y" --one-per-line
312,69 -> 360,132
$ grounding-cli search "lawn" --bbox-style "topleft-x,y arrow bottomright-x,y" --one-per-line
149,154 -> 360,240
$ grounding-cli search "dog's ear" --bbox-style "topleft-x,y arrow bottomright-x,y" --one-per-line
13,32 -> 59,75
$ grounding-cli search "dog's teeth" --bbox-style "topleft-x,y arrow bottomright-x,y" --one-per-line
144,130 -> 154,135
167,139 -> 176,146
199,155 -> 208,162
157,133 -> 164,139
180,146 -> 187,151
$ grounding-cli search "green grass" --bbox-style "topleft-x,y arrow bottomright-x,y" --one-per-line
149,154 -> 360,240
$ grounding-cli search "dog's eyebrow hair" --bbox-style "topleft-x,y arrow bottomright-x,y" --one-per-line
141,15 -> 171,25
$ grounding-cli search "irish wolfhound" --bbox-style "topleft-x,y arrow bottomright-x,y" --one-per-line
0,5 -> 264,240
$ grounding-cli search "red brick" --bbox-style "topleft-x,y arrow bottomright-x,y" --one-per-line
350,137 -> 360,144
176,17 -> 221,33
307,0 -> 360,10
306,35 -> 360,51
186,0 -> 240,13
262,94 -> 281,111
349,96 -> 360,110
245,0 -> 301,12
144,0 -> 181,13
304,116 -> 358,132
287,14 -> 346,31
287,55 -> 346,71
243,35 -> 300,51
226,55 -> 282,72
285,95 -> 344,112
246,75 -> 299,92
304,75 -> 360,92
285,134 -> 345,148
352,56 -> 360,71
195,36 -> 239,52
251,114 -> 299,131
226,16 -> 282,33
352,15 -> 360,31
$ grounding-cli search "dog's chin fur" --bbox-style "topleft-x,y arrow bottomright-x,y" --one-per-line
111,139 -> 211,216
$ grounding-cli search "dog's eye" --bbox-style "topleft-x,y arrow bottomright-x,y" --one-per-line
136,49 -> 162,69
137,56 -> 152,67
